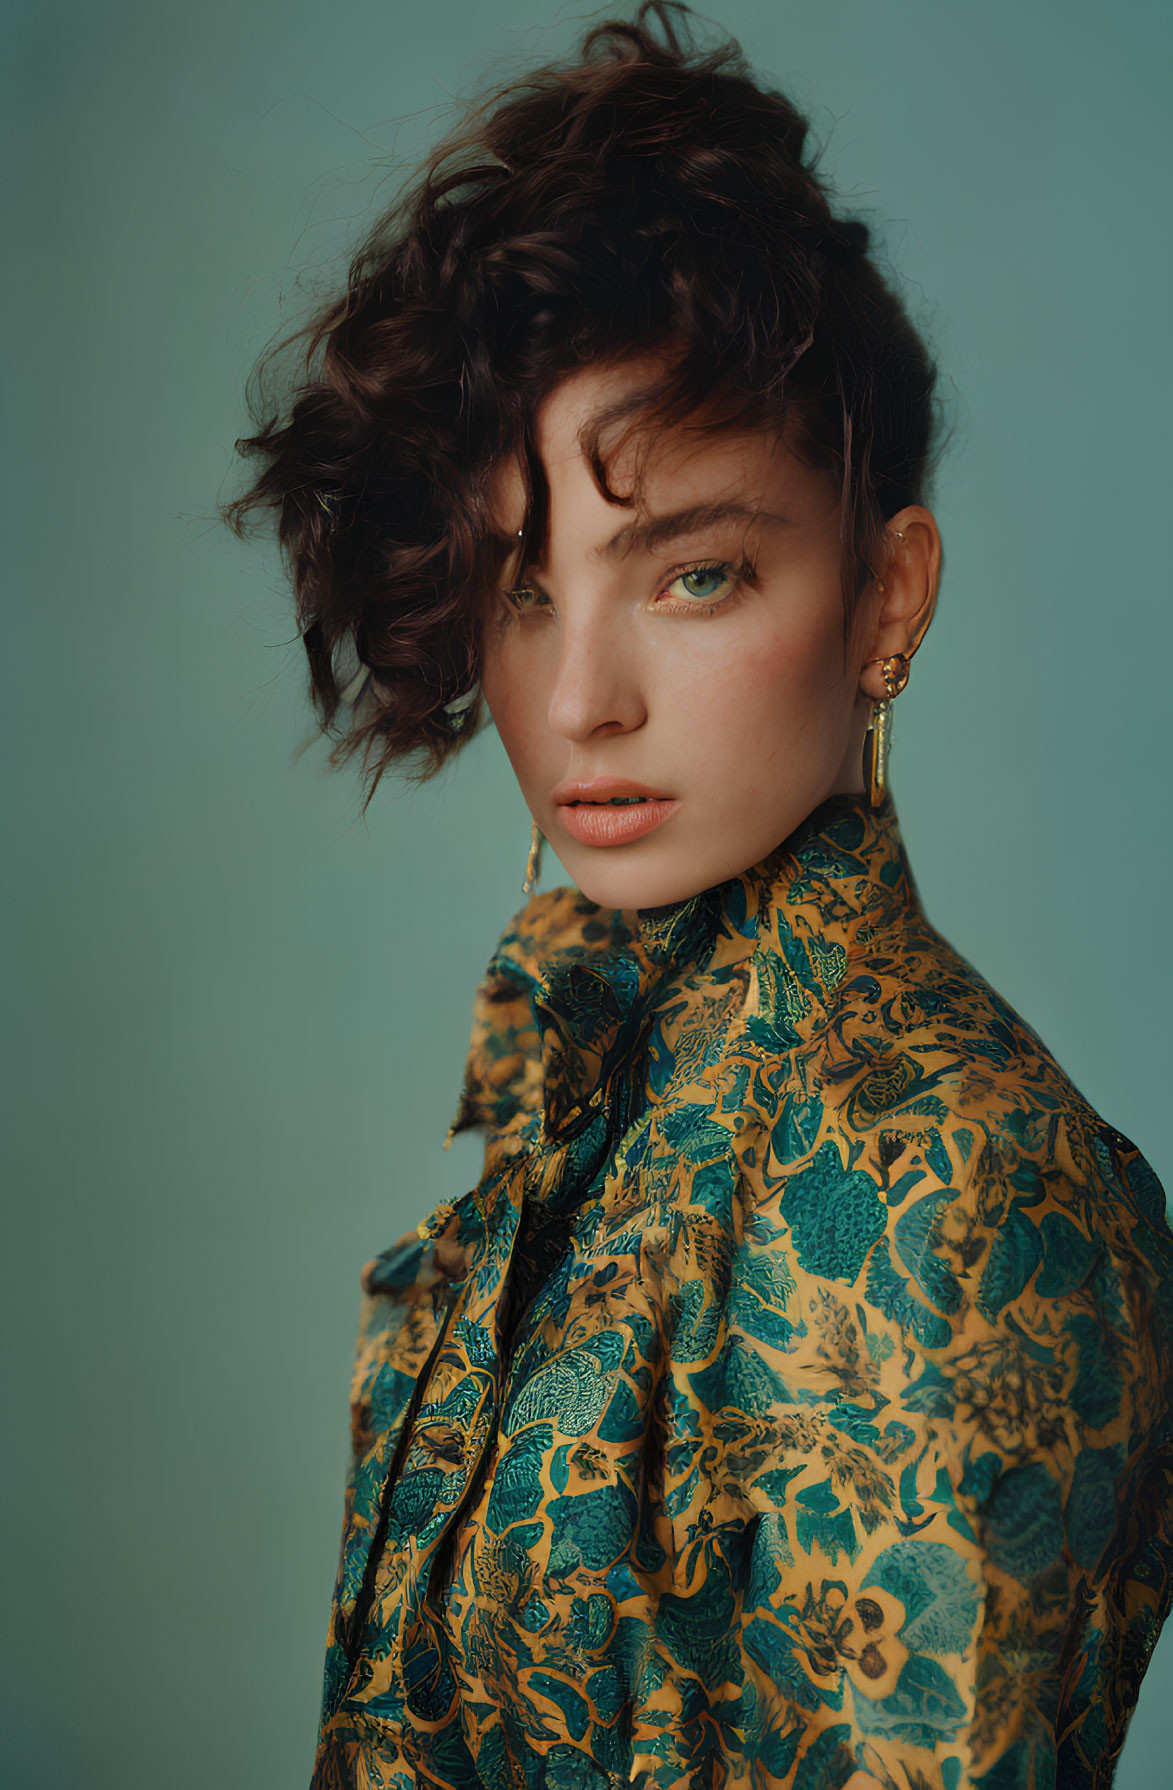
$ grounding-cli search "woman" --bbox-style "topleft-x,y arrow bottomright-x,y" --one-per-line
224,6 -> 1173,1786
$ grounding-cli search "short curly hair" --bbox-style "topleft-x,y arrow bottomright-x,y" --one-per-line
222,1 -> 942,802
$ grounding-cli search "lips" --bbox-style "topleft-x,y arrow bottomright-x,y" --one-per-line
553,785 -> 680,848
552,778 -> 673,806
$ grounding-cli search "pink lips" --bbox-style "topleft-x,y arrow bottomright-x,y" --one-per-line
552,778 -> 679,848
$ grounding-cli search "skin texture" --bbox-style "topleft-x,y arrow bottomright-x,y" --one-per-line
479,356 -> 942,911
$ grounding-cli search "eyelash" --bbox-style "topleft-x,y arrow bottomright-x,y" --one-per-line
659,557 -> 756,614
502,556 -> 756,619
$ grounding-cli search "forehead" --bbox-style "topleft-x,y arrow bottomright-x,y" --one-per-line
483,357 -> 836,544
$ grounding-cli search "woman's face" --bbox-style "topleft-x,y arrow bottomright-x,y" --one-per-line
480,357 -> 932,911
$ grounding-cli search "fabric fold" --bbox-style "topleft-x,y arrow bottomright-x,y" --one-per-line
312,787 -> 1173,1790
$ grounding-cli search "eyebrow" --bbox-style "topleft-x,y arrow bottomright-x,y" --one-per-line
490,501 -> 794,567
600,501 -> 794,558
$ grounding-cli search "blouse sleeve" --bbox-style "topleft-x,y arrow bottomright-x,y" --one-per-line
627,1117 -> 1173,1789
317,1224 -> 454,1725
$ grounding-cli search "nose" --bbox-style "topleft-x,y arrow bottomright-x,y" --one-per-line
543,600 -> 648,743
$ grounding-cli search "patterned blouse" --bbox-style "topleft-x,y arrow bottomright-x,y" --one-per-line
310,789 -> 1173,1790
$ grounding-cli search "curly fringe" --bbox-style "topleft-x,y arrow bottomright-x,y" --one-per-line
221,1 -> 942,807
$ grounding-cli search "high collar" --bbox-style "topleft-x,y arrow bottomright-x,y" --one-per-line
629,786 -> 918,981
447,789 -> 922,1184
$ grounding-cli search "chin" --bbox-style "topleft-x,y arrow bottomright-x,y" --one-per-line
551,843 -> 724,913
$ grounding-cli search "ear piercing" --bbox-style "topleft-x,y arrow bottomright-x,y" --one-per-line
867,651 -> 911,698
876,529 -> 906,594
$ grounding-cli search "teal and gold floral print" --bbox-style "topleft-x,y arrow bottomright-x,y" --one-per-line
311,791 -> 1173,1789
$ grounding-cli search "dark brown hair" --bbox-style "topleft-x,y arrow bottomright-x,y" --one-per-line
222,1 -> 942,801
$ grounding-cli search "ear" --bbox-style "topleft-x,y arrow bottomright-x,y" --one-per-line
857,506 -> 941,702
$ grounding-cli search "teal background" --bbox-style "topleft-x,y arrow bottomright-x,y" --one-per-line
4,1 -> 1170,1782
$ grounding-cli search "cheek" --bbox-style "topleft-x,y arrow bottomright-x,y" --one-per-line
480,635 -> 536,756
667,607 -> 850,771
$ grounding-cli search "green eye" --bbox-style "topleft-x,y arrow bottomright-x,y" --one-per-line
505,585 -> 546,611
665,562 -> 736,604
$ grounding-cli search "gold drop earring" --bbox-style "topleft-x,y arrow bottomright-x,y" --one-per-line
522,820 -> 544,894
862,529 -> 913,808
861,652 -> 911,807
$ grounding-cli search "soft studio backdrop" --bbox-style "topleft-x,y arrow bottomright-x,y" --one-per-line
4,1 -> 1170,1782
